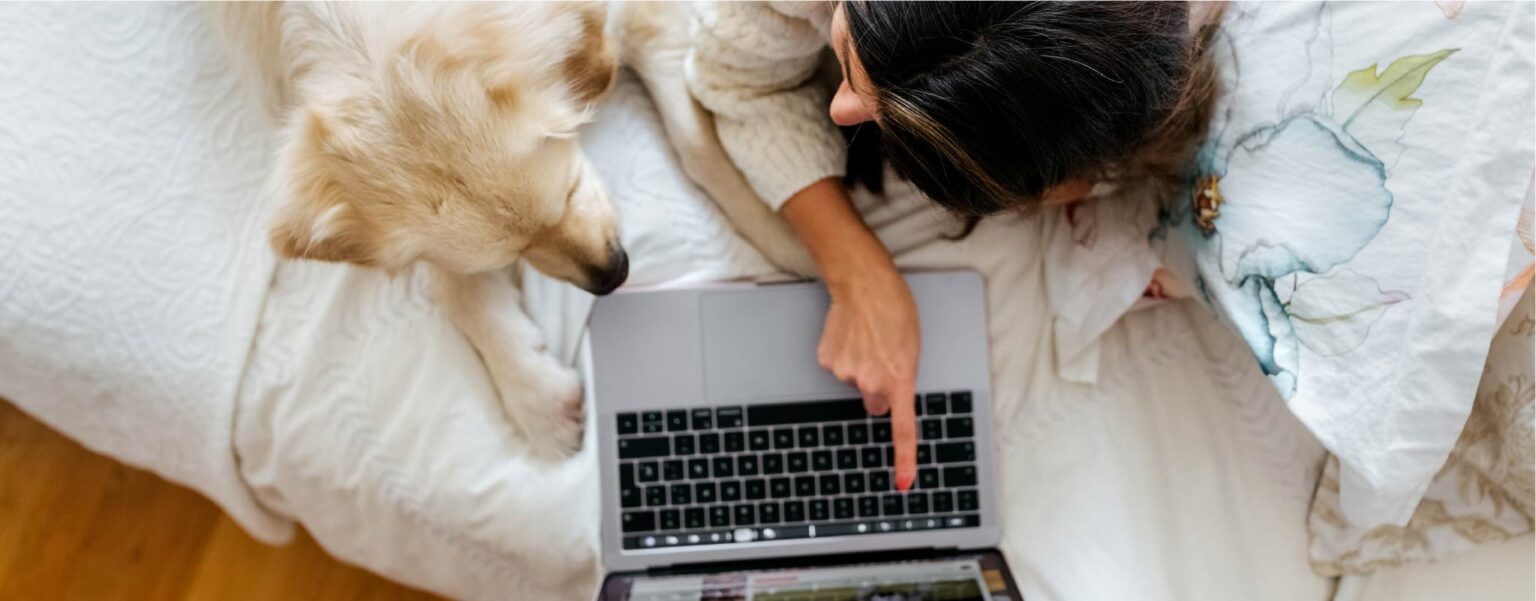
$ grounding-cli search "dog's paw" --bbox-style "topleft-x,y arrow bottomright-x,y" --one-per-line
503,358 -> 585,460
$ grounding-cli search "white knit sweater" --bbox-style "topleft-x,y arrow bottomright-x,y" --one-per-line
684,1 -> 845,210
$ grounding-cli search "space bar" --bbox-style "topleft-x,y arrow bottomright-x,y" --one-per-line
747,398 -> 869,426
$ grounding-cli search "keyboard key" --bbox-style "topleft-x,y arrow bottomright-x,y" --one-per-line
809,499 -> 830,521
950,392 -> 973,414
673,434 -> 696,455
914,394 -> 924,417
847,423 -> 869,445
872,421 -> 892,443
696,482 -> 717,503
738,455 -> 759,476
921,418 -> 943,441
713,457 -> 734,478
691,408 -> 713,430
798,427 -> 820,448
924,393 -> 948,415
663,460 -> 684,481
861,447 -> 883,468
812,450 -> 833,471
689,459 -> 709,479
907,493 -> 929,514
858,496 -> 880,517
886,446 -> 895,466
660,509 -> 680,530
747,398 -> 867,427
667,410 -> 688,432
685,507 -> 706,529
794,476 -> 816,497
748,430 -> 771,451
918,467 -> 940,490
946,417 -> 974,438
745,479 -> 766,500
619,437 -> 670,460
869,471 -> 890,492
621,486 -> 642,508
784,500 -> 806,522
882,495 -> 905,516
716,407 -> 744,428
958,489 -> 979,511
620,463 -> 635,487
710,506 -> 731,527
622,511 -> 655,533
822,424 -> 844,446
770,477 -> 791,499
734,504 -> 755,526
617,413 -> 638,435
836,449 -> 859,470
699,433 -> 721,454
762,453 -> 784,475
646,486 -> 666,506
637,462 -> 659,483
933,490 -> 954,512
819,474 -> 841,496
943,466 -> 978,487
844,472 -> 866,494
759,502 -> 780,524
834,498 -> 855,519
936,442 -> 975,463
917,444 -> 933,465
787,452 -> 808,473
671,484 -> 692,505
721,481 -> 741,502
642,411 -> 664,432
773,428 -> 795,449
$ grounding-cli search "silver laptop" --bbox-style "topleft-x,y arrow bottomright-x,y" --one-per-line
589,270 -> 1020,600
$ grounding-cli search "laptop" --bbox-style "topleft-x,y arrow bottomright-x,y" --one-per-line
588,270 -> 1023,600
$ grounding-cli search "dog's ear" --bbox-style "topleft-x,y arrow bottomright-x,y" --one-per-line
268,109 -> 377,266
561,2 -> 618,105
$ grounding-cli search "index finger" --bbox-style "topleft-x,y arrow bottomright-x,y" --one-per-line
888,384 -> 918,492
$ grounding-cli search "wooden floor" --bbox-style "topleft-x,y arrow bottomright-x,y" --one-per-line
0,399 -> 440,600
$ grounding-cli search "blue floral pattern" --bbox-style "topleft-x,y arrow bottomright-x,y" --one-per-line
1163,5 -> 1456,398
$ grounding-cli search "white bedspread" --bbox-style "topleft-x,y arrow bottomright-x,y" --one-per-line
0,2 -> 289,542
3,4 -> 1338,600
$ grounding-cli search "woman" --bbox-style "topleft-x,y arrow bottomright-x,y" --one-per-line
687,1 -> 1219,490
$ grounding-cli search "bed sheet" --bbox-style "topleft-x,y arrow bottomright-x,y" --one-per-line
235,72 -> 1335,601
0,2 -> 290,542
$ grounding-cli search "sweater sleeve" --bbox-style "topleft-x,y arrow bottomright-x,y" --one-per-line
685,1 -> 846,210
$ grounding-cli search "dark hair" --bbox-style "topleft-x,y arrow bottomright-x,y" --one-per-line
842,1 -> 1220,217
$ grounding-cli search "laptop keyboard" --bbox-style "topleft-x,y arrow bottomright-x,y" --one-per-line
614,391 -> 981,550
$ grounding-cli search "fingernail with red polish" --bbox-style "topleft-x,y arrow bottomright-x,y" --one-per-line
897,473 -> 914,491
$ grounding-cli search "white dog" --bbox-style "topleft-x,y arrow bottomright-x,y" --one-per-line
219,1 -> 814,458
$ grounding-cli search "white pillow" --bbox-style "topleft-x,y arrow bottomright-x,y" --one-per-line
1155,1 -> 1535,527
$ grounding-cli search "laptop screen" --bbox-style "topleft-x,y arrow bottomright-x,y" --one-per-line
599,550 -> 1022,600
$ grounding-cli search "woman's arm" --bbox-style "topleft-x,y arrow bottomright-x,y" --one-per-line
686,2 -> 847,209
782,179 -> 920,492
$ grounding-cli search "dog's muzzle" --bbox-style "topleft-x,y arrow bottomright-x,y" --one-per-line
582,243 -> 629,296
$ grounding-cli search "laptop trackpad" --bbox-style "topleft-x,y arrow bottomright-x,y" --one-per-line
700,288 -> 853,402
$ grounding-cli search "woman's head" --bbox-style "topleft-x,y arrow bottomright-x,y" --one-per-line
830,1 -> 1218,216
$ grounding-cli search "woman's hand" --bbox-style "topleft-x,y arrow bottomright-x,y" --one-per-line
782,179 -> 921,491
820,266 -> 921,491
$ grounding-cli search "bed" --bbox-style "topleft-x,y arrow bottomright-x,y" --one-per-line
0,3 -> 1528,601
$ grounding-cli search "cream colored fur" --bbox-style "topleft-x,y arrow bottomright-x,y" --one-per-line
217,1 -> 814,458
218,1 -> 622,457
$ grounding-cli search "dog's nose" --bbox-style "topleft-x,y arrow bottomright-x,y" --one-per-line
582,244 -> 628,296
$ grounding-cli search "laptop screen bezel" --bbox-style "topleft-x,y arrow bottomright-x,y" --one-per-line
595,546 -> 1024,601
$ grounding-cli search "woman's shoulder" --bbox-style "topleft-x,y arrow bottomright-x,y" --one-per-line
695,1 -> 833,44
